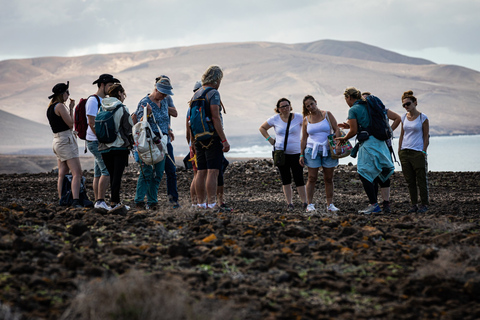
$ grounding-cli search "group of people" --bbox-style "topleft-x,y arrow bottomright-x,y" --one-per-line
260,88 -> 429,214
47,65 -> 231,212
47,67 -> 429,215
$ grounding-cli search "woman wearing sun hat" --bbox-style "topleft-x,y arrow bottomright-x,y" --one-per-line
46,81 -> 83,208
133,76 -> 174,210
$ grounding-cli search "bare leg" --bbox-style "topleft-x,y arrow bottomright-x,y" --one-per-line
195,170 -> 208,205
190,171 -> 197,205
92,177 -> 99,202
66,157 -> 82,199
217,185 -> 224,205
206,169 -> 219,205
323,167 -> 335,206
57,160 -> 69,199
98,175 -> 110,200
306,167 -> 319,204
282,184 -> 293,205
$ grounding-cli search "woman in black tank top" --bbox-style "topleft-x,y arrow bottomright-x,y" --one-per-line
47,81 -> 83,208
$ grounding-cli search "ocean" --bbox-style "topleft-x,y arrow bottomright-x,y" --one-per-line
224,135 -> 480,172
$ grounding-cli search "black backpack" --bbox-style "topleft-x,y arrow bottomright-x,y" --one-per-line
362,95 -> 392,141
59,174 -> 93,207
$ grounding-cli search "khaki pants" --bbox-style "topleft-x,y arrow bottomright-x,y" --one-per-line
399,149 -> 429,206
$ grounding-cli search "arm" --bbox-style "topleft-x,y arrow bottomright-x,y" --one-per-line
299,117 -> 308,167
422,118 -> 430,153
87,115 -> 96,135
259,121 -> 275,146
166,96 -> 178,117
56,101 -> 75,128
210,103 -> 229,152
398,122 -> 405,152
387,109 -> 401,132
335,118 -> 357,142
327,111 -> 341,138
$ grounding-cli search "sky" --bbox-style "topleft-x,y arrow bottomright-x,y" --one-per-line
1,0 -> 479,72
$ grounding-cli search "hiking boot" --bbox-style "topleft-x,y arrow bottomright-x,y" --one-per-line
94,200 -> 111,211
149,204 -> 158,211
407,205 -> 418,213
382,201 -> 391,214
358,203 -> 381,215
327,203 -> 340,212
71,199 -> 83,209
417,205 -> 428,213
135,203 -> 145,210
303,203 -> 308,210
287,204 -> 295,211
306,204 -> 316,213
112,203 -> 130,211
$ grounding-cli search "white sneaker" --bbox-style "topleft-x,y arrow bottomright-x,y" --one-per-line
94,200 -> 112,210
111,203 -> 130,211
327,203 -> 340,212
306,204 -> 316,212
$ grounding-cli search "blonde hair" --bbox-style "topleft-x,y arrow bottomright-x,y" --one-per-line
107,83 -> 125,100
344,87 -> 362,100
201,65 -> 223,86
402,90 -> 417,103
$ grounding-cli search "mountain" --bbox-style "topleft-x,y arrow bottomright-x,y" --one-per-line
1,39 -> 479,154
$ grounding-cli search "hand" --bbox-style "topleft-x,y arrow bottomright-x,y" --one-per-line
222,140 -> 230,152
269,138 -> 276,146
338,122 -> 350,129
299,156 -> 304,167
69,98 -> 75,110
146,103 -> 152,115
131,113 -> 138,124
335,136 -> 346,143
169,130 -> 175,142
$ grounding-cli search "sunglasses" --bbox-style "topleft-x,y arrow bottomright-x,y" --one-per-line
402,102 -> 412,108
278,104 -> 290,109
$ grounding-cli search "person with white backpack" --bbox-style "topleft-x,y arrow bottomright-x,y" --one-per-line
133,76 -> 174,210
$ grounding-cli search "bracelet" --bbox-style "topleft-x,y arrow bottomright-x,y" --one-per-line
299,154 -> 304,158
221,139 -> 227,143
266,136 -> 271,141
168,128 -> 173,132
422,151 -> 427,155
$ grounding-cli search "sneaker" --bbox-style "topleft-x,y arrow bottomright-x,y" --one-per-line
417,205 -> 428,213
382,201 -> 391,214
327,203 -> 340,212
172,202 -> 180,209
358,203 -> 381,215
407,205 -> 418,213
306,204 -> 316,212
287,204 -> 295,211
71,199 -> 83,209
112,203 -> 130,211
94,200 -> 112,210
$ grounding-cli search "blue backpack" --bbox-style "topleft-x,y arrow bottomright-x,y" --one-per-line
95,105 -> 122,143
189,87 -> 215,142
362,95 -> 392,141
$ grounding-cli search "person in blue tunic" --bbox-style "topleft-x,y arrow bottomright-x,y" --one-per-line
336,87 -> 394,214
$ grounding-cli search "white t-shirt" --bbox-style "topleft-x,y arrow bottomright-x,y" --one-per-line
267,113 -> 303,154
401,113 -> 428,151
85,95 -> 103,141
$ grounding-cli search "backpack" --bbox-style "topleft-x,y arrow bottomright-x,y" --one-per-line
132,106 -> 166,165
362,95 -> 392,141
59,174 -> 93,207
189,87 -> 216,142
74,95 -> 100,140
95,105 -> 122,143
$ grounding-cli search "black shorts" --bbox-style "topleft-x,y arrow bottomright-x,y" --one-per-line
195,136 -> 223,170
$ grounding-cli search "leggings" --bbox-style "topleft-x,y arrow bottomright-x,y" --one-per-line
359,175 -> 391,205
277,153 -> 305,186
101,149 -> 129,204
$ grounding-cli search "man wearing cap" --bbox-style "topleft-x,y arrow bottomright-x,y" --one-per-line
134,76 -> 174,210
155,75 -> 180,209
86,74 -> 120,210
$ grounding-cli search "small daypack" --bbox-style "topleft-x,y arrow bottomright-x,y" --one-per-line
189,87 -> 216,142
363,95 -> 392,141
74,95 -> 100,140
59,174 -> 93,207
95,105 -> 122,143
132,106 -> 167,165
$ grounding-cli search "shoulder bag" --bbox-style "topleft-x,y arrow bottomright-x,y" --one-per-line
326,112 -> 352,159
272,113 -> 293,166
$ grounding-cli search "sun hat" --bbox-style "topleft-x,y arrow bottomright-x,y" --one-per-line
156,76 -> 174,96
193,80 -> 202,92
48,81 -> 69,99
92,74 -> 120,85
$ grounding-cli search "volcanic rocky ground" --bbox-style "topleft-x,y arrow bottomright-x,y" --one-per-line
1,159 -> 480,320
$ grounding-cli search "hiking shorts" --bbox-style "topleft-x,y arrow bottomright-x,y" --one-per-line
195,136 -> 223,170
304,147 -> 338,169
52,130 -> 79,162
87,140 -> 109,177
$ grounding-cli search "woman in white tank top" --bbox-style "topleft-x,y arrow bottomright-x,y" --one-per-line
299,95 -> 341,214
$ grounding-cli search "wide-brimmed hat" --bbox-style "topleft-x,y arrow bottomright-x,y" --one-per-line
193,80 -> 202,92
156,76 -> 174,96
92,74 -> 120,85
48,81 -> 69,99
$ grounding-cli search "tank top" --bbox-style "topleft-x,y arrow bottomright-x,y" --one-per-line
47,103 -> 70,133
306,117 -> 330,149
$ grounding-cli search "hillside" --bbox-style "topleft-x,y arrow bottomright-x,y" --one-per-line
1,39 -> 479,155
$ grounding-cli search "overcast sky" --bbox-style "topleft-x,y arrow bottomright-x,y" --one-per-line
1,0 -> 479,71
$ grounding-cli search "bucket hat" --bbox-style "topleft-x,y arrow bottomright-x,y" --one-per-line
156,76 -> 174,96
48,81 -> 69,99
92,74 -> 120,85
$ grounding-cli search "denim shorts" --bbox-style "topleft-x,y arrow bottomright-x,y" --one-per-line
304,147 -> 338,169
87,140 -> 110,177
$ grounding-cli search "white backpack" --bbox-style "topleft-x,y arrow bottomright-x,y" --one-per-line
132,106 -> 167,165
